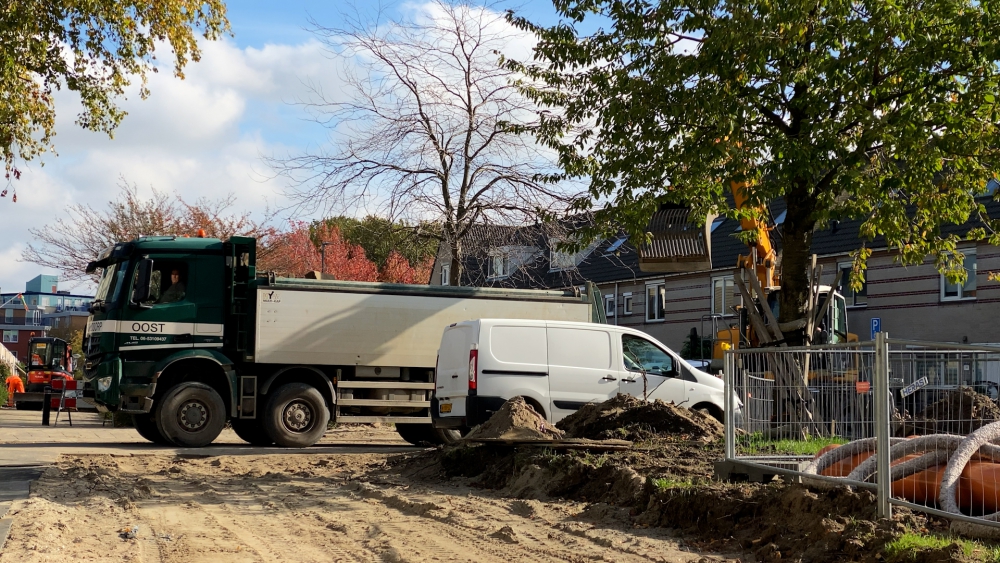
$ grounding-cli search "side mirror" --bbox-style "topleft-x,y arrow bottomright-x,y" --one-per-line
131,259 -> 154,305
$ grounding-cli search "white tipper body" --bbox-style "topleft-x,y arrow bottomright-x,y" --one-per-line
253,288 -> 592,368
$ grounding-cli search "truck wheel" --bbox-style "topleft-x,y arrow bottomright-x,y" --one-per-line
155,382 -> 227,447
263,383 -> 329,448
395,424 -> 462,445
133,412 -> 171,445
231,418 -> 274,446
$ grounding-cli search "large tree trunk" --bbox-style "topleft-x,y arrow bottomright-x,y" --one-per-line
771,179 -> 823,435
448,238 -> 462,286
778,180 -> 818,345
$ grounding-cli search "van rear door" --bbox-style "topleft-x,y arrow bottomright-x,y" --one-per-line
546,325 -> 618,422
435,322 -> 476,417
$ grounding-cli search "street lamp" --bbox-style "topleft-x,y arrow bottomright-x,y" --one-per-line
320,242 -> 334,275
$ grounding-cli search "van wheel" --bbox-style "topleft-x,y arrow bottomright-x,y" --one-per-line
133,411 -> 170,445
232,418 -> 274,446
695,404 -> 724,423
395,424 -> 463,445
156,382 -> 227,447
263,383 -> 329,448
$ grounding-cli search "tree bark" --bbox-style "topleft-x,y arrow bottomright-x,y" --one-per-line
777,179 -> 818,344
448,238 -> 462,286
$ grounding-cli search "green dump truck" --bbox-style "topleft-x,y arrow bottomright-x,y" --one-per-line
82,236 -> 603,447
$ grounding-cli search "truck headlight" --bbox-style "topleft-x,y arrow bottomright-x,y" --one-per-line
97,377 -> 112,392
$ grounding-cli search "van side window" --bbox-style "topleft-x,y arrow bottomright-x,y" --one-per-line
622,335 -> 675,376
548,328 -> 611,369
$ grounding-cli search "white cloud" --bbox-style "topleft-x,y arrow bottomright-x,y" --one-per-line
3,36 -> 347,293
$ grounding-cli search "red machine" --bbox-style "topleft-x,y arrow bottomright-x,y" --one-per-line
14,337 -> 73,410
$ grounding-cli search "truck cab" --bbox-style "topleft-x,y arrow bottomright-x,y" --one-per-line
84,236 -> 240,447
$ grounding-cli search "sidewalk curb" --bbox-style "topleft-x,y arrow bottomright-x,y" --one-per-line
0,466 -> 46,556
0,518 -> 11,554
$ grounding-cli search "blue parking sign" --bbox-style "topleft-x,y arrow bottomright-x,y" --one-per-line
870,317 -> 881,341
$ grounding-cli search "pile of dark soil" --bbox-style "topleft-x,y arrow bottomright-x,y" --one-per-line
640,482 -> 956,563
407,388 -> 975,563
898,387 -> 1000,436
556,394 -> 723,442
463,396 -> 564,441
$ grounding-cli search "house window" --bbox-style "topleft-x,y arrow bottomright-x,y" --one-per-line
604,294 -> 616,317
31,310 -> 40,324
440,263 -> 451,286
646,283 -> 665,321
488,252 -> 511,279
54,317 -> 61,328
622,292 -> 633,315
712,276 -> 741,315
3,309 -> 10,323
549,242 -> 575,271
3,330 -> 17,343
838,262 -> 868,307
941,251 -> 977,301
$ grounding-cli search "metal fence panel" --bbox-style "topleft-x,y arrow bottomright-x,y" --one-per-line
724,338 -> 1000,527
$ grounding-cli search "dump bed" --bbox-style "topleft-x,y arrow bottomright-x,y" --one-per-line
252,279 -> 597,367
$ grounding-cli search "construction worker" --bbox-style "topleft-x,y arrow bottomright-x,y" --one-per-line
5,372 -> 24,408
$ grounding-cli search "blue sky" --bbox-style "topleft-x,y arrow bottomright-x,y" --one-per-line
1,0 -> 581,294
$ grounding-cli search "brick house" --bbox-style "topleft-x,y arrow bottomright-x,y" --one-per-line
430,196 -> 1000,352
0,275 -> 94,359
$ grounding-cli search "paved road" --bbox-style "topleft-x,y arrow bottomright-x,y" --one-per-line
0,408 -> 420,466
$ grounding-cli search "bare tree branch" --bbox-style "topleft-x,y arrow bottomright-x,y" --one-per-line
269,0 -> 582,285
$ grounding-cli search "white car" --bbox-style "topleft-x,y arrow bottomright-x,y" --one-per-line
431,318 -> 740,430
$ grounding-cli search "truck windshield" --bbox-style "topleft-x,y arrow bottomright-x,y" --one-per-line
92,261 -> 129,310
29,340 -> 67,370
94,264 -> 118,303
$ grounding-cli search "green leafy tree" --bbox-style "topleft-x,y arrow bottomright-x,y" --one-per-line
0,1 -> 229,186
316,216 -> 440,270
508,0 -> 1000,333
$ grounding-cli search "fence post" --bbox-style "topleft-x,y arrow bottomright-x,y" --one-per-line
874,332 -> 892,519
724,350 -> 735,460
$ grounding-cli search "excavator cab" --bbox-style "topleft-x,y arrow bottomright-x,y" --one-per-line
638,204 -> 717,273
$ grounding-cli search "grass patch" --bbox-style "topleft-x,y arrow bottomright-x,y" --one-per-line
650,477 -> 696,490
885,532 -> 1000,562
739,434 -> 849,456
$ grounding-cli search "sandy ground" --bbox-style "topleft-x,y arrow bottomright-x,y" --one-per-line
0,452 -> 719,563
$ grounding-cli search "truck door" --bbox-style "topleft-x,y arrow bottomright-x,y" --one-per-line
119,257 -> 199,350
618,333 -> 688,405
546,326 -> 617,421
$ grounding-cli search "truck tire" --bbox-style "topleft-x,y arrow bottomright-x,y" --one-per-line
231,418 -> 274,446
263,383 -> 329,448
395,424 -> 463,445
155,382 -> 227,447
133,412 -> 171,445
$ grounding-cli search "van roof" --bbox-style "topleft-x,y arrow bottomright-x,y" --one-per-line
463,318 -> 650,338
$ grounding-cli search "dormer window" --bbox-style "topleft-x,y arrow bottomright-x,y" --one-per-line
488,251 -> 512,279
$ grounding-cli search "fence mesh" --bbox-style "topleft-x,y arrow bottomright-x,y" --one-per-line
725,340 -> 1000,525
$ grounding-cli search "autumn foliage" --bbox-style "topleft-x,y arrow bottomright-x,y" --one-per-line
259,222 -> 432,284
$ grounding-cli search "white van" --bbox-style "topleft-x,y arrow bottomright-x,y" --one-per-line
432,319 -> 739,430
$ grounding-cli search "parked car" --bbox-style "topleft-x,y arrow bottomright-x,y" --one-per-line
431,318 -> 741,431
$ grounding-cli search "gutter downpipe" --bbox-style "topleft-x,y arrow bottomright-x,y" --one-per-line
614,282 -> 619,325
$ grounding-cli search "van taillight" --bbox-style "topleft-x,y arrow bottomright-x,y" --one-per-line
468,349 -> 478,390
